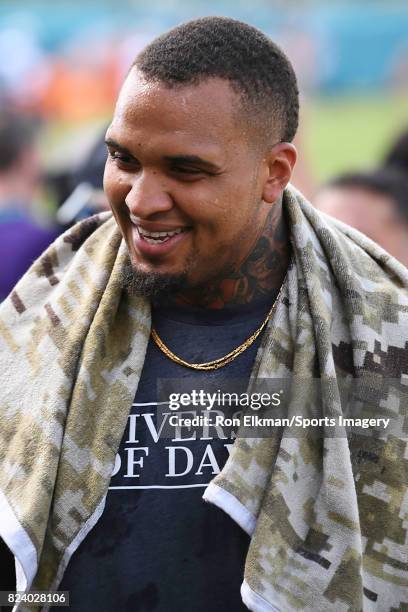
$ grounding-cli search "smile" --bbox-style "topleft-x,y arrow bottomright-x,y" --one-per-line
130,221 -> 191,258
137,226 -> 186,244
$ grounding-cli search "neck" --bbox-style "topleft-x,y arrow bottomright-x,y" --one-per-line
174,200 -> 290,309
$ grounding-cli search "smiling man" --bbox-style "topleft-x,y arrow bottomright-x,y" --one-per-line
104,30 -> 297,306
1,16 -> 408,612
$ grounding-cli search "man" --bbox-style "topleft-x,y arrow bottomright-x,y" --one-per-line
315,167 -> 408,266
0,112 -> 59,300
1,17 -> 408,612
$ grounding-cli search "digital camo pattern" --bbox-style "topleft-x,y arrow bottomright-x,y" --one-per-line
0,187 -> 407,610
0,213 -> 151,610
215,187 -> 408,610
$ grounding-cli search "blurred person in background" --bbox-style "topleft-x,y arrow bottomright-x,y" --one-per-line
53,129 -> 110,226
315,167 -> 408,266
383,127 -> 408,174
0,112 -> 59,300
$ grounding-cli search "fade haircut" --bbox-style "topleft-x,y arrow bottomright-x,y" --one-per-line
134,17 -> 299,148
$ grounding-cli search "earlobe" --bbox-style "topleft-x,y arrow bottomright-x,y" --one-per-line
262,143 -> 297,203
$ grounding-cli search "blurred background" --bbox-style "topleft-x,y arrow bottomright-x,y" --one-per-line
0,0 -> 407,298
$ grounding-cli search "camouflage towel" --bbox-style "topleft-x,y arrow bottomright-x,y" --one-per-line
0,187 -> 408,611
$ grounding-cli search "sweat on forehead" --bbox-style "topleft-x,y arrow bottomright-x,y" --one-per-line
116,70 -> 235,117
111,69 -> 251,154
130,16 -> 299,146
113,71 -> 280,154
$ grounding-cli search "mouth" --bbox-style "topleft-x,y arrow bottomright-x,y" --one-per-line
137,225 -> 187,244
129,217 -> 191,258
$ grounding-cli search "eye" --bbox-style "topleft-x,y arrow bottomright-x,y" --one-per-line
173,166 -> 203,174
170,165 -> 211,181
108,149 -> 139,170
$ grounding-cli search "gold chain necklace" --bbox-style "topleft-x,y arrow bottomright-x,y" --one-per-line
150,282 -> 285,371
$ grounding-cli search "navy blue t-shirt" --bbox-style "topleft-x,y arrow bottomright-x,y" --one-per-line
15,294 -> 276,611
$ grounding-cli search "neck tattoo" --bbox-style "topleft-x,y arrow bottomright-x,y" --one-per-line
174,202 -> 290,310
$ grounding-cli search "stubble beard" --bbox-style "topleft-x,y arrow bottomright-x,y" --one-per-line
121,249 -> 235,301
121,201 -> 264,301
121,258 -> 191,299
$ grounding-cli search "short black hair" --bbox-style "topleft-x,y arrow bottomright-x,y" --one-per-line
134,16 -> 299,146
326,168 -> 408,221
384,128 -> 408,174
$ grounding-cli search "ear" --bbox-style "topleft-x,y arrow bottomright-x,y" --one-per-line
261,142 -> 297,204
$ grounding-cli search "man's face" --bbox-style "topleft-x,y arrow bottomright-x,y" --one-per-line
104,69 -> 271,293
315,186 -> 408,265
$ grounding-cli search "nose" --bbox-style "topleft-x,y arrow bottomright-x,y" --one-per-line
125,172 -> 173,219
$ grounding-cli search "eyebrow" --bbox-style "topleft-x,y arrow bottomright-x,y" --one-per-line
104,138 -> 132,156
105,138 -> 221,172
163,155 -> 221,172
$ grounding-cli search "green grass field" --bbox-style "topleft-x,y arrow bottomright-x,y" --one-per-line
305,92 -> 408,183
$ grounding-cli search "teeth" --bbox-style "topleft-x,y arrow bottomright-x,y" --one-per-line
144,237 -> 166,245
137,226 -> 184,240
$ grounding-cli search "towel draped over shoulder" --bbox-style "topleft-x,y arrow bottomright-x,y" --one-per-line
1,187 -> 408,611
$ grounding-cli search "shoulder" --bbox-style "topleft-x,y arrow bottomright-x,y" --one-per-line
56,212 -> 115,252
0,212 -> 121,318
284,185 -> 408,295
32,211 -> 119,280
